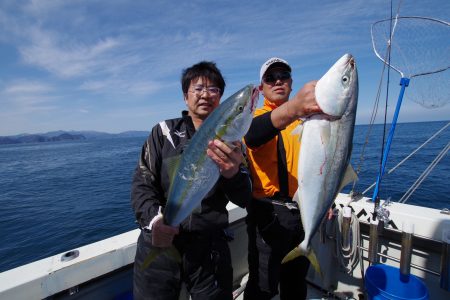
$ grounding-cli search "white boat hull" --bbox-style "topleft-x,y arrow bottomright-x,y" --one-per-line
0,193 -> 449,299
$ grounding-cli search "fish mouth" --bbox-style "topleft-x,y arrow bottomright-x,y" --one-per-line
250,87 -> 259,112
346,55 -> 355,69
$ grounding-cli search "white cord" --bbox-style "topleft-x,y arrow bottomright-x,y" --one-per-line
334,209 -> 361,274
399,141 -> 450,204
363,121 -> 450,195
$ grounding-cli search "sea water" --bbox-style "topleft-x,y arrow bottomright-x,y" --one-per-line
0,121 -> 448,272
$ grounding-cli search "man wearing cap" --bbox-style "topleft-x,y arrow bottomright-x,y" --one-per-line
243,58 -> 322,299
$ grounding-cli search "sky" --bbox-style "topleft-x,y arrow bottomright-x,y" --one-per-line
0,0 -> 449,136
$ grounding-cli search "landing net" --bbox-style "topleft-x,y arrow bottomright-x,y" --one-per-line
371,16 -> 450,108
368,16 -> 449,204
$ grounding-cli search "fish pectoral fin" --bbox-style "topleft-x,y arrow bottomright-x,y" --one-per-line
140,245 -> 181,271
290,123 -> 304,140
338,163 -> 358,192
215,124 -> 228,138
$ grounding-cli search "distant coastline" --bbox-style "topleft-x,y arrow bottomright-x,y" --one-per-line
0,130 -> 149,145
1,120 -> 448,145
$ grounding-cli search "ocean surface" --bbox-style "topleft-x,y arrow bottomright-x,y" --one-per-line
0,121 -> 449,272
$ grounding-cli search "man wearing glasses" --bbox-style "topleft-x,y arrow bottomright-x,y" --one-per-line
131,61 -> 252,299
243,58 -> 322,299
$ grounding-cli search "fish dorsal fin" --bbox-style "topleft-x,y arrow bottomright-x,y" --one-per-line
291,123 -> 304,140
338,164 -> 358,191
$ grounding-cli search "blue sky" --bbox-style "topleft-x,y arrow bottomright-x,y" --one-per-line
0,0 -> 449,136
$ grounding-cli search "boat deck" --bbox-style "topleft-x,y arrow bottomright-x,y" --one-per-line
1,194 -> 448,299
233,280 -> 335,300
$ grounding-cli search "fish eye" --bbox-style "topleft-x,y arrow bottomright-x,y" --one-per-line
237,105 -> 244,112
342,75 -> 349,83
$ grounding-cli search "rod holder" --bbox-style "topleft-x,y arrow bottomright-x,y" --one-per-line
341,206 -> 352,251
368,219 -> 379,265
440,228 -> 450,291
400,222 -> 414,280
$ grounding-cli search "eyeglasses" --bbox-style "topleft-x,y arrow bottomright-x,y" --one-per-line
263,71 -> 291,84
190,85 -> 221,96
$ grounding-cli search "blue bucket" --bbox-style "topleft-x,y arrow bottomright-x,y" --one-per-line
365,264 -> 429,300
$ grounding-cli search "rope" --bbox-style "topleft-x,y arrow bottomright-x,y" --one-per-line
399,141 -> 450,204
350,53 -> 387,194
363,121 -> 450,194
334,209 -> 361,274
351,0 -> 404,197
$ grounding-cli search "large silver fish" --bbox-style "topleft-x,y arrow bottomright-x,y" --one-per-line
282,54 -> 358,275
164,84 -> 259,226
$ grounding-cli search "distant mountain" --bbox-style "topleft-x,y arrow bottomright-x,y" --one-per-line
115,131 -> 150,138
0,133 -> 86,145
0,130 -> 149,145
50,130 -> 149,139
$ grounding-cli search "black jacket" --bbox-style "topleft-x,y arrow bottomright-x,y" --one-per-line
131,111 -> 252,234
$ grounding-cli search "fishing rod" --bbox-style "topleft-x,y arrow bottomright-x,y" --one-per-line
369,1 -> 399,220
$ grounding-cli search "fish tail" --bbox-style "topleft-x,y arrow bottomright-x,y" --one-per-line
140,245 -> 182,271
281,245 -> 303,263
281,246 -> 323,279
306,249 -> 323,279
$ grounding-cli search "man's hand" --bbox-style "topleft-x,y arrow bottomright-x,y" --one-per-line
206,140 -> 242,179
151,217 -> 179,248
287,80 -> 322,118
271,80 -> 322,129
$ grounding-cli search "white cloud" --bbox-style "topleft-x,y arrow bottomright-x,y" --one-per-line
4,80 -> 52,94
20,28 -> 122,78
127,81 -> 165,96
0,0 -> 449,135
79,78 -> 173,97
0,80 -> 60,117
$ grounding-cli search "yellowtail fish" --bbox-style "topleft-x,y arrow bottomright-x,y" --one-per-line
282,54 -> 359,277
142,84 -> 258,269
164,84 -> 259,226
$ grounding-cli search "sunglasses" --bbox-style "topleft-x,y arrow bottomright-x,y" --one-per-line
263,71 -> 291,84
